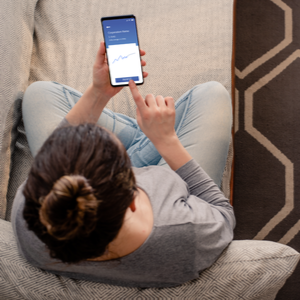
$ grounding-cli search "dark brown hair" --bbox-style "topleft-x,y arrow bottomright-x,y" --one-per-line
23,123 -> 137,263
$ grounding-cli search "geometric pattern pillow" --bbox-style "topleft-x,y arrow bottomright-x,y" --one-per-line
1,219 -> 299,300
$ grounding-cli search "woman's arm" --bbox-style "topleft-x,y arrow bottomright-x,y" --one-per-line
66,84 -> 110,125
129,80 -> 192,171
129,81 -> 235,230
66,42 -> 148,125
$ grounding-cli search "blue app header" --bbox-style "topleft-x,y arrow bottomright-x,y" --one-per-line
102,18 -> 139,47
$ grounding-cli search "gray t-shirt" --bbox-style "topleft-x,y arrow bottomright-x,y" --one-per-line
12,159 -> 235,288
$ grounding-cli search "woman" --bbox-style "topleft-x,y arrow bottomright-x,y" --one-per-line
12,42 -> 235,288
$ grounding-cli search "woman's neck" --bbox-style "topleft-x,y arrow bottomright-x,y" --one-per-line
87,187 -> 153,261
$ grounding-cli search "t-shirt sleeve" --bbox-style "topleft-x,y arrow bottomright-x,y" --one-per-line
175,158 -> 235,230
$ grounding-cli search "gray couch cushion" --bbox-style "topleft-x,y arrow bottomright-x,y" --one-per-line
0,0 -> 38,220
5,0 -> 235,220
1,218 -> 299,299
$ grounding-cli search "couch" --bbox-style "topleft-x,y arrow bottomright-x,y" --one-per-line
0,0 -> 299,299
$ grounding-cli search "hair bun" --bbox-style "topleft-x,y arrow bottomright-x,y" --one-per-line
39,175 -> 99,240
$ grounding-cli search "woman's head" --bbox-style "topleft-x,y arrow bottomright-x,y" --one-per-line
23,123 -> 137,263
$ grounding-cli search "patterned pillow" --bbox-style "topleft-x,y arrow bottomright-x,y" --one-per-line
1,219 -> 299,300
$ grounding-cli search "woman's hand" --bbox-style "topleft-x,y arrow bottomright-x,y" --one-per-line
93,42 -> 148,103
129,80 -> 176,147
66,43 -> 147,125
129,80 -> 192,171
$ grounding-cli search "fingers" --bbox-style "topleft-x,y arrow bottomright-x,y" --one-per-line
145,94 -> 156,108
136,105 -> 142,126
155,95 -> 165,107
94,41 -> 106,67
143,71 -> 148,78
155,95 -> 174,111
141,59 -> 146,67
165,97 -> 175,109
140,49 -> 146,56
129,80 -> 147,114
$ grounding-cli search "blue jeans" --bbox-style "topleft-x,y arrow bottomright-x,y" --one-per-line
22,81 -> 232,187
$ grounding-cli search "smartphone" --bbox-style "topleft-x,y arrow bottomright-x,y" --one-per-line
101,15 -> 144,87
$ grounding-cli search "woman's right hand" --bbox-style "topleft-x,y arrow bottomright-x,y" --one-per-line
129,80 -> 177,148
129,80 -> 192,170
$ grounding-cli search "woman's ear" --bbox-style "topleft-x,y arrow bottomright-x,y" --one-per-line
129,200 -> 136,212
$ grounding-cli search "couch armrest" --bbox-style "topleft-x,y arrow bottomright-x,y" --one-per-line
0,0 -> 38,219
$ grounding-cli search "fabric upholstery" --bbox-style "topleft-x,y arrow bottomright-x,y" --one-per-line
0,0 -> 38,220
1,218 -> 299,299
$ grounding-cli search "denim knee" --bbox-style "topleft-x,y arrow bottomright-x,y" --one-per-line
192,81 -> 232,115
22,81 -> 57,112
24,81 -> 57,97
195,81 -> 230,101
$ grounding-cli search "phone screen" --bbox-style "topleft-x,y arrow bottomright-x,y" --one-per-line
101,15 -> 144,87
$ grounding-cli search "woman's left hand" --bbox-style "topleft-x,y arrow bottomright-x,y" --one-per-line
66,42 -> 148,125
92,41 -> 148,102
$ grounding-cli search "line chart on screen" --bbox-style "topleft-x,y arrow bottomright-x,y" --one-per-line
112,53 -> 136,64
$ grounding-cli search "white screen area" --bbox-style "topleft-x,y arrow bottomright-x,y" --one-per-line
106,43 -> 143,85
